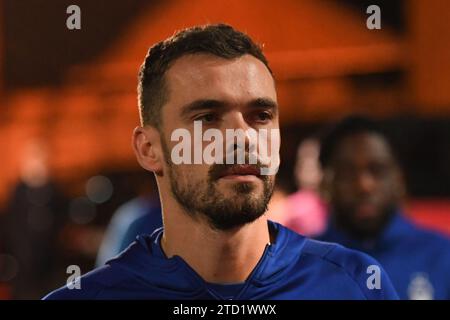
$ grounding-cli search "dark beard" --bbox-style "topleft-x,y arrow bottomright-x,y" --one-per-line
162,139 -> 274,231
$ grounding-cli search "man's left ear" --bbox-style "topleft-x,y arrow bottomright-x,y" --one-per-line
132,126 -> 164,175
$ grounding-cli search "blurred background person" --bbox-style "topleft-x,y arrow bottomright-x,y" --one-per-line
316,115 -> 450,300
96,173 -> 161,267
280,138 -> 328,236
2,141 -> 68,299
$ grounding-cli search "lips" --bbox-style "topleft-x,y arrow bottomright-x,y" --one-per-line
355,201 -> 378,218
218,164 -> 261,178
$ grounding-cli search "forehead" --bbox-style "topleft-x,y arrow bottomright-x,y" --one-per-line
333,133 -> 394,164
164,53 -> 276,107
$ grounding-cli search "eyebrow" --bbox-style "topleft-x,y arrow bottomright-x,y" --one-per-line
249,98 -> 278,113
180,99 -> 226,119
180,97 -> 278,119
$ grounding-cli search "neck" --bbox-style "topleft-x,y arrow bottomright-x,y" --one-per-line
332,209 -> 396,242
160,199 -> 271,284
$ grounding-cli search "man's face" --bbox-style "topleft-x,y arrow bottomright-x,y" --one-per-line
158,54 -> 279,230
325,133 -> 403,238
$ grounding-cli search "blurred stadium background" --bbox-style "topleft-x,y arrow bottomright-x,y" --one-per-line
0,0 -> 449,299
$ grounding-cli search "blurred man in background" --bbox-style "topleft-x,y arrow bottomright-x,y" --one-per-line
317,115 -> 450,299
3,141 -> 68,299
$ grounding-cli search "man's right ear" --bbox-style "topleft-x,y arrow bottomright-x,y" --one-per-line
132,126 -> 164,175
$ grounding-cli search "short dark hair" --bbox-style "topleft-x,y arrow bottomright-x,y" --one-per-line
137,23 -> 272,128
319,115 -> 393,168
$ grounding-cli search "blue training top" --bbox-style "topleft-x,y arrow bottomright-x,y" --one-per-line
45,221 -> 398,300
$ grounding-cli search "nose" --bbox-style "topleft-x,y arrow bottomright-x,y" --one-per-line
224,111 -> 255,156
356,171 -> 377,195
226,111 -> 250,131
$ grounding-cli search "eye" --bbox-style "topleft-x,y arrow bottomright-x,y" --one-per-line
195,113 -> 218,123
255,111 -> 273,123
370,163 -> 390,178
